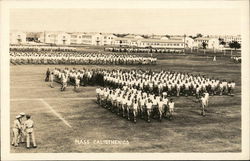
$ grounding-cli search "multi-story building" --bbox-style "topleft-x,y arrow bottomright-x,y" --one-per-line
39,32 -> 71,45
222,35 -> 241,44
138,39 -> 184,49
10,31 -> 27,44
102,34 -> 116,45
69,33 -> 83,44
170,36 -> 195,48
112,37 -> 185,49
194,37 -> 220,49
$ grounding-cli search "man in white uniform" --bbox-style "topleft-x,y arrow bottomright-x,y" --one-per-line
168,99 -> 175,120
24,114 -> 37,149
11,115 -> 22,147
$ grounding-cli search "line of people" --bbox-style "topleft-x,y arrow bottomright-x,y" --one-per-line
10,51 -> 157,65
46,68 -> 235,97
10,45 -> 77,52
104,47 -> 184,54
11,113 -> 37,149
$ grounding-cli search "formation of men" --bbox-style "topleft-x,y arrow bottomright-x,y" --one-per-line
10,45 -> 76,52
47,68 -> 236,97
101,70 -> 236,97
11,113 -> 37,149
105,47 -> 184,54
96,86 -> 175,123
231,56 -> 241,63
45,67 -> 235,120
10,51 -> 157,65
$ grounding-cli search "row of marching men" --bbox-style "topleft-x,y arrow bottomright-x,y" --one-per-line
95,85 -> 210,123
45,68 -> 236,97
96,86 -> 175,123
10,45 -> 77,52
102,70 -> 236,97
10,51 -> 157,65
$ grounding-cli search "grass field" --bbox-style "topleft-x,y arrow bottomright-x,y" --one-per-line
10,55 -> 241,153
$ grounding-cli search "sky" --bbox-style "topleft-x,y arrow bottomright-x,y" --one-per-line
10,8 -> 241,35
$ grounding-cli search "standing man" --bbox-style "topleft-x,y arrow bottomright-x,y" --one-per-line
204,91 -> 209,109
50,72 -> 54,88
18,112 -> 26,144
24,114 -> 37,149
45,68 -> 50,82
200,94 -> 206,116
168,98 -> 175,120
11,115 -> 22,147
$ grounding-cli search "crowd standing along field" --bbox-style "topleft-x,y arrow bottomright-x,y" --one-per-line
10,51 -> 157,65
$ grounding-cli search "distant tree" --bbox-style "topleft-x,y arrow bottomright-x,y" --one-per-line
165,35 -> 170,39
141,35 -> 149,39
229,41 -> 241,50
196,33 -> 203,38
114,34 -> 129,37
220,41 -> 226,45
201,42 -> 208,49
218,38 -> 226,45
189,35 -> 194,39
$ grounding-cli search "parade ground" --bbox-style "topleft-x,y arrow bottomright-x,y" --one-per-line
10,55 -> 241,153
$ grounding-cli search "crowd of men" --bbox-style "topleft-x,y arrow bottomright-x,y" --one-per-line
96,86 -> 176,122
46,68 -> 236,97
10,51 -> 157,65
11,112 -> 37,149
45,67 -> 235,122
231,56 -> 241,63
96,86 -> 210,122
10,45 -> 77,52
105,47 -> 184,54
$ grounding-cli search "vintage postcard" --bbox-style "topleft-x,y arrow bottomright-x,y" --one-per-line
1,0 -> 249,160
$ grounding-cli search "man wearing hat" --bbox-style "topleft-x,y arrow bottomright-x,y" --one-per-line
18,112 -> 26,144
24,114 -> 37,149
11,115 -> 22,147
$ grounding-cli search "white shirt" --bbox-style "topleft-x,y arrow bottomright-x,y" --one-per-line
169,102 -> 174,109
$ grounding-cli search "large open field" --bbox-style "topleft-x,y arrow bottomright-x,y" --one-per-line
10,55 -> 241,153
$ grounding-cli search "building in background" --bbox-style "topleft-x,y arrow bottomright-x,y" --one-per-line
10,31 -> 27,44
221,35 -> 241,44
138,39 -> 184,49
170,36 -> 195,48
102,33 -> 116,46
208,35 -> 241,44
39,31 -> 71,45
194,37 -> 220,49
69,33 -> 83,44
112,37 -> 184,49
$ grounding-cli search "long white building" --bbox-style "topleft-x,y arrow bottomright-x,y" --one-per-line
112,37 -> 185,49
39,32 -> 71,45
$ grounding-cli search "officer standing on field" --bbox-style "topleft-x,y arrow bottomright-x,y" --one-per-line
24,114 -> 37,149
11,115 -> 22,147
18,112 -> 26,144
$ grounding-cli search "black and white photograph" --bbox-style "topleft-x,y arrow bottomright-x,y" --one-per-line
1,0 -> 249,160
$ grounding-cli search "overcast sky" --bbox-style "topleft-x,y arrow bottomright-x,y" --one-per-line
10,8 -> 241,35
